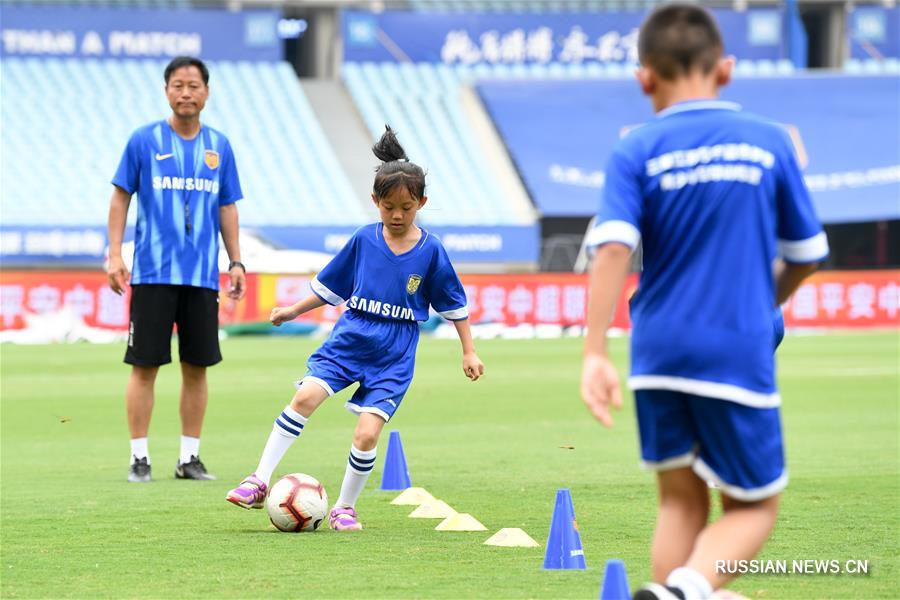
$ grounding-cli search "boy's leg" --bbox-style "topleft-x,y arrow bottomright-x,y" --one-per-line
684,493 -> 780,589
226,382 -> 330,509
330,413 -> 385,531
652,467 -> 711,582
644,396 -> 785,598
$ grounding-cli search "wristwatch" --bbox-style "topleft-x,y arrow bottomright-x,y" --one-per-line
228,260 -> 246,273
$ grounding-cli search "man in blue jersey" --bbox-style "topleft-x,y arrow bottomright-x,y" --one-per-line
107,56 -> 246,483
580,6 -> 827,599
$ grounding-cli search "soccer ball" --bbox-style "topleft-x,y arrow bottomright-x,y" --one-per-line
266,473 -> 329,532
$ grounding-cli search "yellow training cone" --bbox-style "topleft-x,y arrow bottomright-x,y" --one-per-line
435,513 -> 487,531
408,500 -> 457,519
391,487 -> 436,506
483,528 -> 540,547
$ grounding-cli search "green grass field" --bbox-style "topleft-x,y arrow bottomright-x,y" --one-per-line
1,332 -> 898,598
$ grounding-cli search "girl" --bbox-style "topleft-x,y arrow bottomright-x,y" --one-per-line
226,126 -> 484,531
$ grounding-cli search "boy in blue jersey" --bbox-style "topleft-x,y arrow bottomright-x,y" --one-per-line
227,127 -> 484,531
580,6 -> 827,599
107,57 -> 246,484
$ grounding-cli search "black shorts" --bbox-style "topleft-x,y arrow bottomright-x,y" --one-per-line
125,284 -> 222,367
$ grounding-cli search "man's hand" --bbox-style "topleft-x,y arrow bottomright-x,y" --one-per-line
462,352 -> 485,381
228,266 -> 246,301
580,353 -> 622,427
107,256 -> 130,296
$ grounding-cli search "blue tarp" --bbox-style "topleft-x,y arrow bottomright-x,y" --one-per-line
478,74 -> 900,224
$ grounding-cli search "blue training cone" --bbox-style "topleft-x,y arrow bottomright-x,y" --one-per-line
599,559 -> 631,600
543,488 -> 587,570
379,430 -> 412,491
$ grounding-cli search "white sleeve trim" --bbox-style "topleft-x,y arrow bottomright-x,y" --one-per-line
439,307 -> 469,320
629,375 -> 781,408
693,457 -> 788,502
585,220 -> 641,250
310,277 -> 345,306
778,232 -> 829,263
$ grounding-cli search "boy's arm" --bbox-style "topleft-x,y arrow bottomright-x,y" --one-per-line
271,294 -> 327,326
774,258 -> 820,305
581,242 -> 632,427
452,318 -> 484,381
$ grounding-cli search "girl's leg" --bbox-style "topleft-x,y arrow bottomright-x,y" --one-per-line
336,413 -> 386,508
330,413 -> 386,531
651,467 -> 711,583
253,383 -> 329,484
226,382 -> 329,509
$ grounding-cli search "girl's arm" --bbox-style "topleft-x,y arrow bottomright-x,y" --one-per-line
271,294 -> 328,326
452,318 -> 484,381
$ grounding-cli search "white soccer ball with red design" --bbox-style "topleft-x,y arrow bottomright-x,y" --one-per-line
266,473 -> 328,532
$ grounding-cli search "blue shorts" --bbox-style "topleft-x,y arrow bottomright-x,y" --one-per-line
297,311 -> 419,422
635,389 -> 787,501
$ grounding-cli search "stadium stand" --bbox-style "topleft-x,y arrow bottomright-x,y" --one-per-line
342,61 -> 526,225
843,58 -> 900,74
0,58 -> 367,227
406,0 -> 665,11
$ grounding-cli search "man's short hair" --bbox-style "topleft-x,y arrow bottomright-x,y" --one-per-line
638,4 -> 723,80
164,56 -> 210,85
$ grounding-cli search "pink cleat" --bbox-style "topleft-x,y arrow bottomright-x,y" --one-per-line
226,474 -> 268,509
329,507 -> 363,531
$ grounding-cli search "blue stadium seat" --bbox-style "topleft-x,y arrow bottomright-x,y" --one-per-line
341,61 -> 523,225
0,57 -> 365,227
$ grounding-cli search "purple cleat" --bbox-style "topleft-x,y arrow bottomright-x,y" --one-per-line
226,474 -> 268,509
329,507 -> 363,531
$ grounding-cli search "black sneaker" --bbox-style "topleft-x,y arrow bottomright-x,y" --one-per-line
633,584 -> 686,600
128,457 -> 151,483
175,455 -> 216,480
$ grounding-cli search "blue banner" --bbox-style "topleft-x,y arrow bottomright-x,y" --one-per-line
255,225 -> 540,264
342,9 -> 785,65
849,6 -> 900,60
1,224 -> 540,266
0,226 -> 109,265
477,75 -> 900,224
0,6 -> 282,61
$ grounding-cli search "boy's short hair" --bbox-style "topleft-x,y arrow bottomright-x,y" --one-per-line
638,4 -> 723,80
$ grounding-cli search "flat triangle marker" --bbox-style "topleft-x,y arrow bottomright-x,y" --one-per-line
435,513 -> 487,531
408,500 -> 457,519
391,487 -> 435,506
484,528 -> 540,547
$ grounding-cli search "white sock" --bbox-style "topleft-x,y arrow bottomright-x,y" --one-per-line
255,406 -> 307,485
130,437 -> 149,464
667,566 -> 713,600
336,445 -> 377,508
180,436 -> 200,465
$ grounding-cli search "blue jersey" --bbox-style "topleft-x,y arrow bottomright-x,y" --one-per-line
112,120 -> 243,290
311,223 -> 468,323
588,100 -> 828,407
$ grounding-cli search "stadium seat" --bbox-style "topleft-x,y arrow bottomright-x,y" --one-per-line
0,57 -> 366,227
341,61 -> 522,225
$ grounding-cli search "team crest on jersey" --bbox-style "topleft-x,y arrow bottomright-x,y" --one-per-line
204,150 -> 219,170
406,274 -> 423,295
